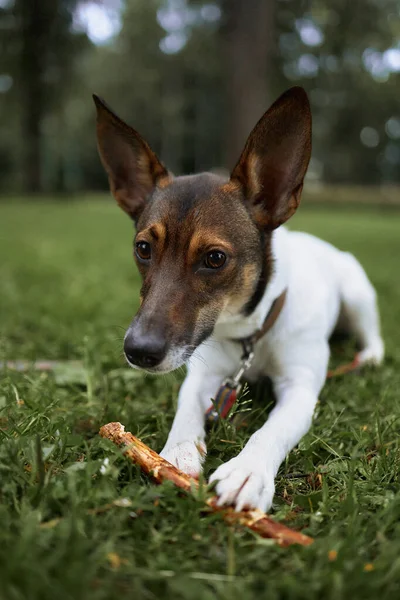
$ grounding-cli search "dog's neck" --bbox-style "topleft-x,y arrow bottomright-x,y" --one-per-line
213,227 -> 289,342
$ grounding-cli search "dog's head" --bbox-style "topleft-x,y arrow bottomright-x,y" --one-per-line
94,87 -> 311,372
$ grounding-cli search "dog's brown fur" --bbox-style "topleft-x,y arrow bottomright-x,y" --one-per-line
94,88 -> 311,357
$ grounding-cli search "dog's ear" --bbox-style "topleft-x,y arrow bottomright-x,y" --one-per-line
93,95 -> 171,221
230,87 -> 311,230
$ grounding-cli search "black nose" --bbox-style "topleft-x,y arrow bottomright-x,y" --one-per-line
124,333 -> 167,369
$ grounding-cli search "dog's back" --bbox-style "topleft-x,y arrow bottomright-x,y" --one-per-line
276,227 -> 383,365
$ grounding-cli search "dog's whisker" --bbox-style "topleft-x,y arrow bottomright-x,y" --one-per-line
187,353 -> 209,369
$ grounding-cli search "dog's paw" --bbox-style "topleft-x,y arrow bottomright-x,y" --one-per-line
358,337 -> 384,366
160,440 -> 206,479
209,456 -> 275,512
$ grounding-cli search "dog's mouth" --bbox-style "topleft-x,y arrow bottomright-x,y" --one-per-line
124,344 -> 194,374
123,312 -> 216,374
123,322 -> 216,374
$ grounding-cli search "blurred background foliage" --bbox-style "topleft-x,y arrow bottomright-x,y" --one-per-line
0,0 -> 399,196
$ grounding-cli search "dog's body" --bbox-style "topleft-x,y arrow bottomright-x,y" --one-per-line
94,87 -> 384,512
161,226 -> 383,510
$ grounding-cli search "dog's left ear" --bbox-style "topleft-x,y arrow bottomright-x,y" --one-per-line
93,94 -> 171,222
230,87 -> 312,230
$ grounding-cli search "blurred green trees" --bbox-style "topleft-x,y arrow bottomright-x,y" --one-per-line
0,0 -> 399,194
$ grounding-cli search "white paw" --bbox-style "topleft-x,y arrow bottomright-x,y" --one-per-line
358,337 -> 384,366
160,440 -> 206,478
209,455 -> 275,512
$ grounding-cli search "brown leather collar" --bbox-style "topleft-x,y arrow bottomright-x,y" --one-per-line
233,288 -> 288,358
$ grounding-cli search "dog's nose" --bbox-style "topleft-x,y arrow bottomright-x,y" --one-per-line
124,333 -> 167,369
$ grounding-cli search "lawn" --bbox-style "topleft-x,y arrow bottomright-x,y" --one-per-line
1,196 -> 400,600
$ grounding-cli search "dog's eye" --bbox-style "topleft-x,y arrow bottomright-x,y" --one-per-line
135,241 -> 151,261
204,251 -> 226,269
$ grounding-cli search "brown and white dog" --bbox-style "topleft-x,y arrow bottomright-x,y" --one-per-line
94,88 -> 384,512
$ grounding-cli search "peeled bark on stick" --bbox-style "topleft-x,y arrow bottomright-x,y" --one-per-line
99,422 -> 313,548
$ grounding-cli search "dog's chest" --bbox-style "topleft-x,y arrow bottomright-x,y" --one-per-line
245,342 -> 278,381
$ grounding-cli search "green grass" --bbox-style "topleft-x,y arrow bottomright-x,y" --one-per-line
1,196 -> 400,600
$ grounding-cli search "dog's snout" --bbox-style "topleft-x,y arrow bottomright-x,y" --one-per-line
124,332 -> 167,369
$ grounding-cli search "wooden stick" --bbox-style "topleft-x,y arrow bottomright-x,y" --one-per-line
99,422 -> 313,547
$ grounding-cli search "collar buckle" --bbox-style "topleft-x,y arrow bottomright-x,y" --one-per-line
224,347 -> 255,391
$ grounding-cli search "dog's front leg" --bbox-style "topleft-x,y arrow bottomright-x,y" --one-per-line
209,378 -> 320,512
160,372 -> 223,478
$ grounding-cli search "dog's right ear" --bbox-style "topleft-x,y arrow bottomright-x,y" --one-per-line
93,95 -> 171,221
230,87 -> 312,230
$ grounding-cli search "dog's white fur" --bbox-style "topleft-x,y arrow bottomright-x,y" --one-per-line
160,226 -> 384,512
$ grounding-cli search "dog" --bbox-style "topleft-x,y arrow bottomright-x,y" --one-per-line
94,87 -> 384,512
